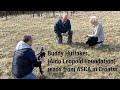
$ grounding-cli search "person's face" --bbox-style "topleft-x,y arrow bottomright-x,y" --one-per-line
28,39 -> 33,46
91,20 -> 96,27
62,16 -> 68,23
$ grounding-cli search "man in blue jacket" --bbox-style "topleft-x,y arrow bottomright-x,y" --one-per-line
54,14 -> 73,44
12,35 -> 44,79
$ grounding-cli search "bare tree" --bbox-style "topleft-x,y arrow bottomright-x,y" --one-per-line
5,11 -> 7,20
0,11 -> 76,20
38,11 -> 43,17
71,11 -> 75,16
59,11 -> 62,16
40,11 -> 43,16
65,11 -> 69,16
52,11 -> 55,17
0,11 -> 7,20
32,11 -> 35,17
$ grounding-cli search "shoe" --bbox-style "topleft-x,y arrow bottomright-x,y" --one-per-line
84,45 -> 89,48
95,43 -> 102,49
56,39 -> 62,44
67,42 -> 72,45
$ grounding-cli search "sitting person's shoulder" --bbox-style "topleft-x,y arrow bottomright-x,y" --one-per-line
56,17 -> 61,24
98,22 -> 103,26
97,22 -> 103,28
68,19 -> 70,21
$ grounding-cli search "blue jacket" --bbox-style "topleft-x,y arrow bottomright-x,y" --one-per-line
54,18 -> 71,37
12,41 -> 41,78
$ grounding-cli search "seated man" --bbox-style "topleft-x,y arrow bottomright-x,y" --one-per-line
86,16 -> 104,48
54,14 -> 73,44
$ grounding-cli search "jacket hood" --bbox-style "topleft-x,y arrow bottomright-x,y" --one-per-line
15,41 -> 31,51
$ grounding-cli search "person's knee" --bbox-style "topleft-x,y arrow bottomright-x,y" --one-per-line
70,30 -> 73,35
29,73 -> 39,79
56,36 -> 62,44
68,30 -> 73,36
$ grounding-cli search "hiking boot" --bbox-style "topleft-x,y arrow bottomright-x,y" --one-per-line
95,43 -> 103,49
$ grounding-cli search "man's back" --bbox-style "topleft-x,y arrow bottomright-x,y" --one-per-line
12,48 -> 34,78
12,40 -> 36,78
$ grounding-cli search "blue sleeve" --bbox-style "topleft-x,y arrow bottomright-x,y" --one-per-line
27,50 -> 36,62
27,49 -> 40,67
54,21 -> 61,35
67,20 -> 71,32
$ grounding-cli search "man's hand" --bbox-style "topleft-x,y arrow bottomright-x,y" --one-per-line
86,34 -> 91,37
41,57 -> 45,63
62,33 -> 66,36
66,31 -> 69,36
62,32 -> 68,36
86,34 -> 89,37
38,56 -> 44,63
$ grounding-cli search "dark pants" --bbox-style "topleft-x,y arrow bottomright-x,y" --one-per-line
56,31 -> 73,44
86,37 -> 98,46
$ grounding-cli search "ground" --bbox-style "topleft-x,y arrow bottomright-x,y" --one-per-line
0,11 -> 120,79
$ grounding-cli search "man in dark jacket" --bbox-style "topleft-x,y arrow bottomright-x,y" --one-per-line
12,35 -> 44,79
54,15 -> 73,44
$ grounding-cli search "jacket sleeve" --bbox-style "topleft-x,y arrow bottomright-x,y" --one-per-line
54,21 -> 61,35
67,20 -> 71,32
27,49 -> 41,67
88,24 -> 102,37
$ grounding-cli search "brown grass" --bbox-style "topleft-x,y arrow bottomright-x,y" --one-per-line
0,11 -> 120,79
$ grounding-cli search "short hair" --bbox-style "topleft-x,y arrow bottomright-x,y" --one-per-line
90,16 -> 98,22
23,35 -> 32,43
62,14 -> 67,17
61,14 -> 68,19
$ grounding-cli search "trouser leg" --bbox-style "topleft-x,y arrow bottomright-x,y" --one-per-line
67,30 -> 73,44
86,37 -> 98,46
56,35 -> 63,44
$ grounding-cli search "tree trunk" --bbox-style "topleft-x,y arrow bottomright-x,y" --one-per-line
33,11 -> 35,17
5,11 -> 7,20
53,11 -> 55,17
66,11 -> 69,16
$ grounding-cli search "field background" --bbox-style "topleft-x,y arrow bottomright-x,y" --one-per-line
0,11 -> 120,79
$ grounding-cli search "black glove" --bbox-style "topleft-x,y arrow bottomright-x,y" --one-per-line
39,67 -> 43,75
37,52 -> 45,60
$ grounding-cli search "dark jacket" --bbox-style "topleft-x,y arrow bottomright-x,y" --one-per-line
54,18 -> 71,37
12,41 -> 41,78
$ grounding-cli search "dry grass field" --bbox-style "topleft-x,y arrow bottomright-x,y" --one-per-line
0,11 -> 120,79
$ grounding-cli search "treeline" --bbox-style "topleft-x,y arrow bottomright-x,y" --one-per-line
0,11 -> 76,20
